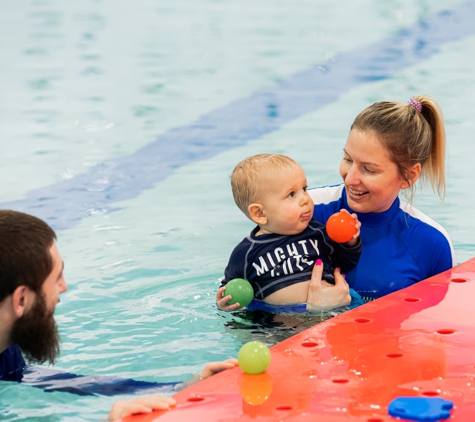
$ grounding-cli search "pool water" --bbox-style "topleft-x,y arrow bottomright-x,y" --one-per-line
1,0 -> 475,420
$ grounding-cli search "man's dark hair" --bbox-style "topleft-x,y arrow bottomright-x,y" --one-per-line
0,210 -> 56,302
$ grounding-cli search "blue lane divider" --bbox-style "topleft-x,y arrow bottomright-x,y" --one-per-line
2,2 -> 475,230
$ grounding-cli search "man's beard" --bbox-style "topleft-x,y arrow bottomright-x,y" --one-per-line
10,293 -> 60,365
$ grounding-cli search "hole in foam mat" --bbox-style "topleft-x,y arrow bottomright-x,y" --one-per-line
422,390 -> 440,396
404,297 -> 421,302
451,278 -> 468,283
187,395 -> 205,402
276,405 -> 293,411
301,340 -> 319,347
386,353 -> 403,358
436,328 -> 456,335
354,318 -> 370,323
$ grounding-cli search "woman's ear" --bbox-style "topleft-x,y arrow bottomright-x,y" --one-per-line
248,203 -> 267,225
401,163 -> 422,189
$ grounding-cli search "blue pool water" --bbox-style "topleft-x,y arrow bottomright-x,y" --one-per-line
1,1 -> 475,420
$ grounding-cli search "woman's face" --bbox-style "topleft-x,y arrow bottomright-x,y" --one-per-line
339,129 -> 410,214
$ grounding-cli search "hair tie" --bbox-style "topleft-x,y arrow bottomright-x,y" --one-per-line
408,98 -> 422,113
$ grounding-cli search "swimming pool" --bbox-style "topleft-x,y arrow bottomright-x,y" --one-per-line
1,0 -> 475,420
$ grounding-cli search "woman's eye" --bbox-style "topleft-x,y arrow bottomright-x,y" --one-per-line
343,157 -> 352,163
364,167 -> 375,174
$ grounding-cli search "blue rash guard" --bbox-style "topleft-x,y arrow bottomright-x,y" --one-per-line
0,345 -> 26,382
309,184 -> 456,301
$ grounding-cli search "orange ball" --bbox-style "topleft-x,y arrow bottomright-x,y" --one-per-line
326,211 -> 357,243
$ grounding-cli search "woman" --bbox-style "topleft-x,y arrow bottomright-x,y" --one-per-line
309,95 -> 455,304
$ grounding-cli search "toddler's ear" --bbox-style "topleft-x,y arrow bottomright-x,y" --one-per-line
248,203 -> 267,225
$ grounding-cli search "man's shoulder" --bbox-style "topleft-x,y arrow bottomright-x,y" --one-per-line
0,345 -> 26,381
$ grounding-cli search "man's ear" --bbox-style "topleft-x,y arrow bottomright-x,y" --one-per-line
248,203 -> 267,225
401,163 -> 422,189
11,286 -> 33,318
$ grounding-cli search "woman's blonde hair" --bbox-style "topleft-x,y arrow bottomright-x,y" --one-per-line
231,154 -> 299,218
351,95 -> 446,200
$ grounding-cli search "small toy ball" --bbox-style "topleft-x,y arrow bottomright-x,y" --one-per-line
238,341 -> 271,374
326,211 -> 357,243
224,278 -> 254,307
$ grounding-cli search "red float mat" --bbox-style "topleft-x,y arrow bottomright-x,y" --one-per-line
121,258 -> 475,421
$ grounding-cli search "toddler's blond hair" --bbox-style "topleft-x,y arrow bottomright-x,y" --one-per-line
231,154 -> 299,219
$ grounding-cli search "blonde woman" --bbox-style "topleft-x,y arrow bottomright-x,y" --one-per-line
310,95 -> 455,303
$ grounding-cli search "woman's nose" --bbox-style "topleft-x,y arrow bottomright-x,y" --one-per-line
344,165 -> 359,185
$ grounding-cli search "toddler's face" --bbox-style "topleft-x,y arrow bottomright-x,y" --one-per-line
257,165 -> 314,235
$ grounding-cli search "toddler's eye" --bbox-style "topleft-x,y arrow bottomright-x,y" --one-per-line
302,186 -> 307,192
287,191 -> 295,198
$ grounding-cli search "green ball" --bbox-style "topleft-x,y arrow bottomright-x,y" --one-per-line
224,278 -> 254,307
238,341 -> 271,374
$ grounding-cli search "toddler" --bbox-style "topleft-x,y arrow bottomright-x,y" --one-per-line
216,154 -> 363,312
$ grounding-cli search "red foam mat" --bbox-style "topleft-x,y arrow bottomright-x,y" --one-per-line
121,258 -> 475,421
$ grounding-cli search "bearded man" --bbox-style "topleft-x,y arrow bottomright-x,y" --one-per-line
0,210 -> 66,380
0,210 -> 236,420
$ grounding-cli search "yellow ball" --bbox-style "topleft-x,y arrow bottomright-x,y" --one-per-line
238,341 -> 271,374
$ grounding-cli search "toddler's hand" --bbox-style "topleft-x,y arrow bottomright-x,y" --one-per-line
216,286 -> 245,312
339,208 -> 361,246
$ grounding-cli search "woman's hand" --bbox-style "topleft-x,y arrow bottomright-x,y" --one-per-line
108,395 -> 176,421
216,286 -> 245,311
306,260 -> 351,312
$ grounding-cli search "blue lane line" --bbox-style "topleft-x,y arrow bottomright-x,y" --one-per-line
2,2 -> 475,230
